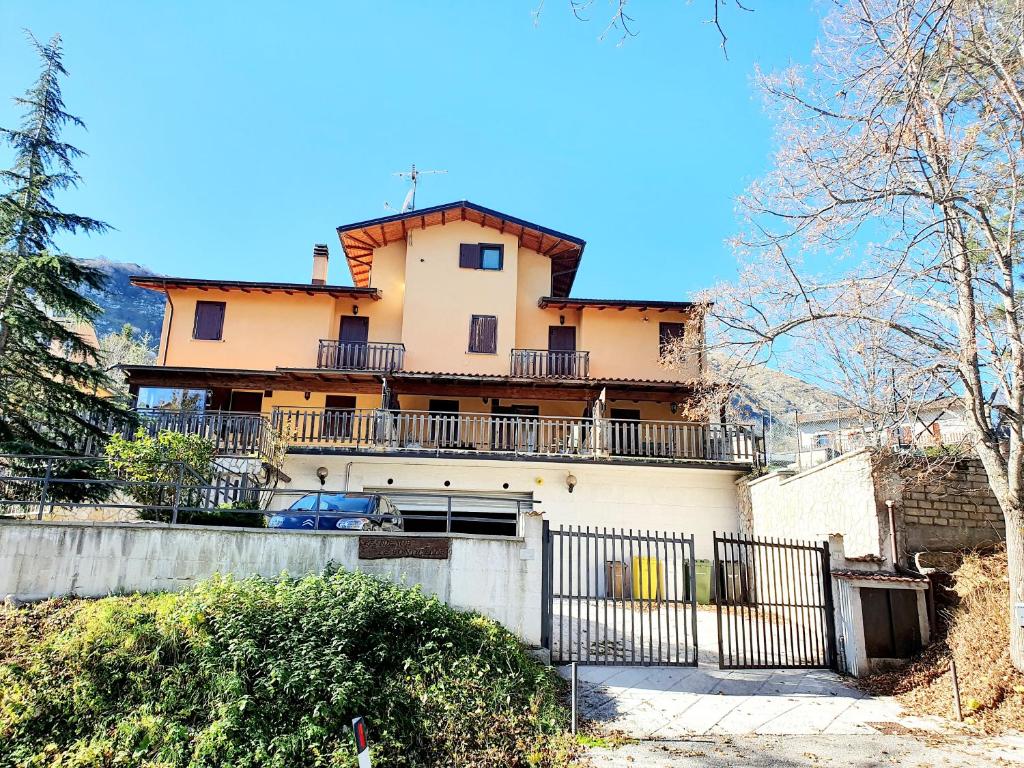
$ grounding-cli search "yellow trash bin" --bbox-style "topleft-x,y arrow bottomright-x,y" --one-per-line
631,556 -> 664,601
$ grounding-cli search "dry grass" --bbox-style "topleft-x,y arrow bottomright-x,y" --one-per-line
861,548 -> 1024,733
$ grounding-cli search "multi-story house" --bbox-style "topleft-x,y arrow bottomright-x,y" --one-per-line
123,201 -> 757,550
795,398 -> 972,468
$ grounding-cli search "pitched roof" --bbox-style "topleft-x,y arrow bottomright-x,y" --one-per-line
130,276 -> 381,300
538,297 -> 702,312
336,201 -> 586,297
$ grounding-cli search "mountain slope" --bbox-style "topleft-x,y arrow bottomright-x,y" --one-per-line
80,258 -> 165,340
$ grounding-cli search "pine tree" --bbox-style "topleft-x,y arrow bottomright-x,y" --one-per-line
0,32 -> 126,454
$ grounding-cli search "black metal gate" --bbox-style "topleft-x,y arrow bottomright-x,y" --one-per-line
713,532 -> 837,670
542,524 -> 698,666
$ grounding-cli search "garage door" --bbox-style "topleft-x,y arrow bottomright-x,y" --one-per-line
364,488 -> 534,537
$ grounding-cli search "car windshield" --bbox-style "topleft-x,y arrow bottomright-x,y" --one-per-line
290,494 -> 374,513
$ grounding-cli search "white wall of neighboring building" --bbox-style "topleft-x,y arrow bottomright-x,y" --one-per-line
796,408 -> 972,468
744,449 -> 889,562
278,454 -> 744,559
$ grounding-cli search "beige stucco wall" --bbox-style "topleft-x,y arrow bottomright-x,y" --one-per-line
579,307 -> 699,382
400,220 -> 521,375
159,288 -> 350,370
359,241 -> 405,343
743,450 -> 888,560
279,453 -> 743,559
151,221 -> 707,384
514,247 -> 582,352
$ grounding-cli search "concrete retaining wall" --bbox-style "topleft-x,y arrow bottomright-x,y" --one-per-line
0,517 -> 544,646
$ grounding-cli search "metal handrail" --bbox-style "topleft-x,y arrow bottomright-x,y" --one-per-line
316,339 -> 405,372
272,407 -> 758,463
132,408 -> 273,460
510,348 -> 590,379
0,458 -> 530,536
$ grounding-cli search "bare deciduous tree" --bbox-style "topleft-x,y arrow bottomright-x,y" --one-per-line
708,0 -> 1024,668
533,0 -> 752,51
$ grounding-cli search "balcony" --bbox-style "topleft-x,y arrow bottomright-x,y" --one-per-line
133,408 -> 274,459
510,349 -> 590,379
272,408 -> 759,464
316,340 -> 405,372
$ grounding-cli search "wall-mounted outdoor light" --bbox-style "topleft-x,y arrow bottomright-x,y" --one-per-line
352,305 -> 359,316
559,314 -> 565,326
304,391 -> 311,400
566,473 -> 578,493
316,466 -> 329,486
670,402 -> 678,414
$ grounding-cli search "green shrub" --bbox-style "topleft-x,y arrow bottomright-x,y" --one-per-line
105,429 -> 217,520
0,570 -> 573,767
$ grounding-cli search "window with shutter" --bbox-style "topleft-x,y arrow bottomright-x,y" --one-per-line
459,243 -> 504,271
479,244 -> 503,270
468,315 -> 498,354
193,301 -> 226,340
659,322 -> 686,356
459,243 -> 480,269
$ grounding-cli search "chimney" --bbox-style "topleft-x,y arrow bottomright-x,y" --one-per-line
312,244 -> 329,285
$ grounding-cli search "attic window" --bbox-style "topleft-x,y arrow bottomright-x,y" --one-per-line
459,243 -> 504,271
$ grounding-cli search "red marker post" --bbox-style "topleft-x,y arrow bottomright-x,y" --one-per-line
352,716 -> 372,768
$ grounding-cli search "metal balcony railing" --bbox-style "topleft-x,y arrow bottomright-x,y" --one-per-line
316,340 -> 405,372
272,407 -> 759,464
510,348 -> 590,379
132,408 -> 275,461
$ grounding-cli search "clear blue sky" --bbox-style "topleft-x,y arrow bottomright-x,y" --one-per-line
0,1 -> 823,300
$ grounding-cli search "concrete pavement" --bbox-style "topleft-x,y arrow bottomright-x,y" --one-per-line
585,733 -> 1024,767
561,663 -> 938,738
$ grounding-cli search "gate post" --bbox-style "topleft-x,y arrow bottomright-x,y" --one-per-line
821,539 -> 839,671
540,520 -> 552,651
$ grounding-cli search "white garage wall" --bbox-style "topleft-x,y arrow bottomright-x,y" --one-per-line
279,455 -> 744,559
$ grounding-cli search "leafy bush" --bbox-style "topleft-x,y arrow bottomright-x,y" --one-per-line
0,570 -> 573,767
105,429 -> 216,518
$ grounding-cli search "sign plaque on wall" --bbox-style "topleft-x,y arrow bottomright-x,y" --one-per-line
358,536 -> 450,560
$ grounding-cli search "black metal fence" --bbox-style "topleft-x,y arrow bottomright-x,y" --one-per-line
316,340 -> 405,372
510,349 -> 590,379
713,532 -> 837,670
544,525 -> 698,666
0,455 -> 530,537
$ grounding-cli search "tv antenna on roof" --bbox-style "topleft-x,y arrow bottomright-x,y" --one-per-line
387,163 -> 447,213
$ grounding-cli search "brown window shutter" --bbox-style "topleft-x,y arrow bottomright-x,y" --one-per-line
193,301 -> 226,340
468,315 -> 497,353
459,243 -> 480,269
482,316 -> 497,353
659,322 -> 685,355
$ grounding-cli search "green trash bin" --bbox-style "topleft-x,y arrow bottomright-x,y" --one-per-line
693,559 -> 713,605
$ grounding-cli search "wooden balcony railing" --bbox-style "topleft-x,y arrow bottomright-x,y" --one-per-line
272,407 -> 759,464
316,340 -> 405,372
510,349 -> 590,379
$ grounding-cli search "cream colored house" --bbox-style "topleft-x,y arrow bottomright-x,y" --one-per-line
795,398 -> 972,468
124,201 -> 756,551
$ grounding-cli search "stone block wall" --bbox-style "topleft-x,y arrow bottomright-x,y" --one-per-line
889,458 -> 1005,551
741,451 -> 1006,565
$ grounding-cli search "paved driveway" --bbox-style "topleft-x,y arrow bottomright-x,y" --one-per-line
562,663 -> 933,738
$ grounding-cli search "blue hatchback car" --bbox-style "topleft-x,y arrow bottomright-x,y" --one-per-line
268,492 -> 404,532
